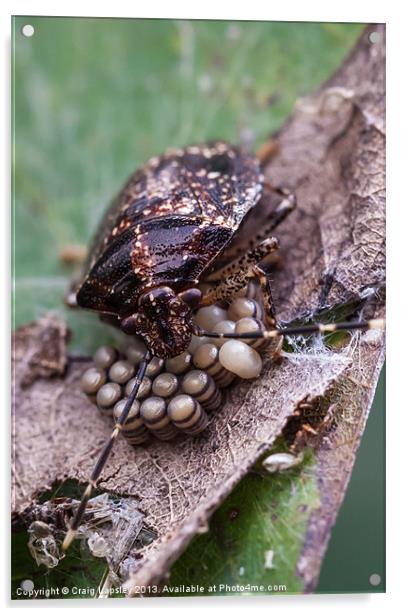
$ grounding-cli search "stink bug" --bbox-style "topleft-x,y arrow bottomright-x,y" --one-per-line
67,141 -> 288,357
62,141 -> 383,550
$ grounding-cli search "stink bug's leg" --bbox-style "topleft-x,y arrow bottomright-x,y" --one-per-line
206,187 -> 296,282
201,237 -> 279,306
62,351 -> 152,552
195,318 -> 385,342
260,183 -> 297,237
251,265 -> 278,328
256,139 -> 280,166
250,264 -> 283,360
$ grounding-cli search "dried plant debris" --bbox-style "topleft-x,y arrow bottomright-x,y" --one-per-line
296,334 -> 385,591
14,489 -> 147,593
12,312 -> 69,388
12,25 -> 385,595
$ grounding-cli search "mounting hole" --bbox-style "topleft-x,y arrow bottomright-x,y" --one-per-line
368,31 -> 380,44
21,24 -> 35,38
369,573 -> 381,586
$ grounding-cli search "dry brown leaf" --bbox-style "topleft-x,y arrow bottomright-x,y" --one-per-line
296,332 -> 385,591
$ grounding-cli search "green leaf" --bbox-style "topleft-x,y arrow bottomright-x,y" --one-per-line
168,449 -> 319,595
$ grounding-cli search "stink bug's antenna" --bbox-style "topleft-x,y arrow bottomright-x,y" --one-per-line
197,318 -> 385,341
62,350 -> 152,552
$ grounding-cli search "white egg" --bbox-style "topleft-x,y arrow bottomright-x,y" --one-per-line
219,340 -> 262,379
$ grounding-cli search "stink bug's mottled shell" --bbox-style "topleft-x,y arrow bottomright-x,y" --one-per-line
73,142 -> 263,320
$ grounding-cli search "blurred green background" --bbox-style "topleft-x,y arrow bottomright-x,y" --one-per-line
13,16 -> 365,351
12,16 -> 384,596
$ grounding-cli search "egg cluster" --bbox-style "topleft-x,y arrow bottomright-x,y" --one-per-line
80,296 -> 269,445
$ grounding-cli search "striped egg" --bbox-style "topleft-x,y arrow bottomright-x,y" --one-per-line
192,343 -> 236,388
211,319 -> 236,347
80,366 -> 107,398
140,396 -> 177,441
235,317 -> 268,349
113,398 -> 149,445
228,297 -> 262,321
168,395 -> 208,435
152,372 -> 179,398
145,357 -> 165,378
181,369 -> 222,412
165,351 -> 192,375
195,305 -> 228,330
188,335 -> 209,354
93,346 -> 118,370
96,382 -> 122,417
245,279 -> 260,301
125,336 -> 147,366
125,375 -> 152,400
108,360 -> 135,384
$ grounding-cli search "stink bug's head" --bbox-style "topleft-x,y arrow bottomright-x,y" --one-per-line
122,286 -> 201,358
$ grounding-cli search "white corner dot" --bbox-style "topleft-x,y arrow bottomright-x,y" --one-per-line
22,24 -> 35,38
21,579 -> 34,591
369,573 -> 381,586
368,31 -> 380,44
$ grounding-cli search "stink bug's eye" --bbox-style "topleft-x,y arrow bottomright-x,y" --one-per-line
178,288 -> 202,309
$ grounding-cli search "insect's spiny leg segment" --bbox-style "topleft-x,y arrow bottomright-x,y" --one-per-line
260,184 -> 297,236
251,265 -> 278,328
207,189 -> 296,283
197,318 -> 385,341
62,351 -> 152,552
202,237 -> 279,306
